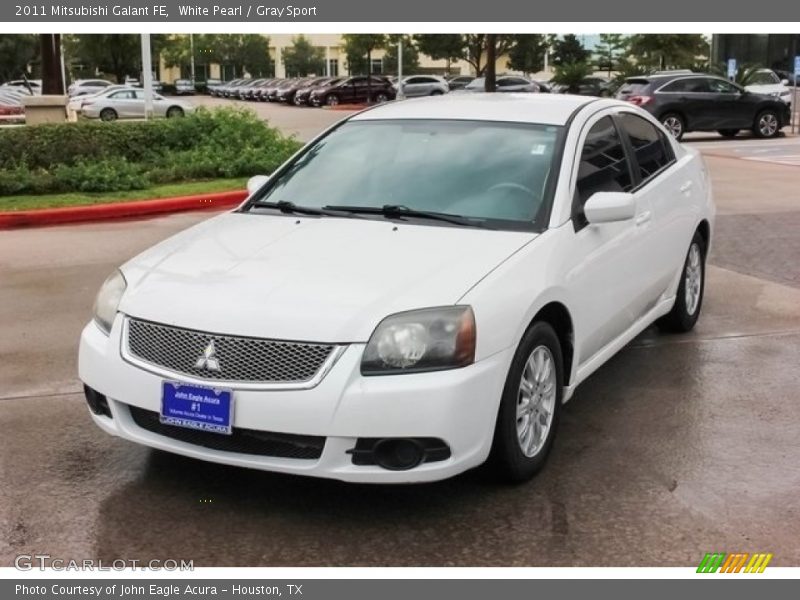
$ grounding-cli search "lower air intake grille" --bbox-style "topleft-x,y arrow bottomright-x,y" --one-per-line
128,405 -> 325,460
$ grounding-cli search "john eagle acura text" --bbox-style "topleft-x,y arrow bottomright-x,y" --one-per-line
79,94 -> 714,483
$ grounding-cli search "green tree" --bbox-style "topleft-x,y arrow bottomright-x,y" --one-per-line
506,34 -> 547,75
551,62 -> 593,93
0,35 -> 39,82
382,35 -> 420,75
595,34 -> 629,75
204,34 -> 272,78
65,34 -> 140,83
158,34 -> 193,74
551,35 -> 590,66
413,34 -> 464,74
629,34 -> 709,70
342,34 -> 387,75
282,35 -> 325,77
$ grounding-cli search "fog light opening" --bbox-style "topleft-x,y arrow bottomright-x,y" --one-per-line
372,438 -> 425,471
83,385 -> 112,418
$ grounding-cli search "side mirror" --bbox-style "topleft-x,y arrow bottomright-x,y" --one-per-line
247,175 -> 269,195
781,79 -> 790,86
584,191 -> 637,224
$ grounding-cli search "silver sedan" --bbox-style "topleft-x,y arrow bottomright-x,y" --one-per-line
80,88 -> 195,121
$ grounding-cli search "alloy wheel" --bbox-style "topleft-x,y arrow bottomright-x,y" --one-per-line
685,242 -> 703,316
516,345 -> 557,458
758,113 -> 778,137
662,115 -> 683,139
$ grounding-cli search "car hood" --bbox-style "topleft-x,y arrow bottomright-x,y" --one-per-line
745,84 -> 788,96
119,212 -> 536,342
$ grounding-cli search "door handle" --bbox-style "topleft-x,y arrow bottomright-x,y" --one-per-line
680,181 -> 693,194
635,211 -> 652,226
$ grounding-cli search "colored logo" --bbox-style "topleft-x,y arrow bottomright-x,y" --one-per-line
697,552 -> 773,573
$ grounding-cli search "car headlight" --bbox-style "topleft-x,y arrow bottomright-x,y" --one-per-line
361,306 -> 476,375
93,270 -> 127,335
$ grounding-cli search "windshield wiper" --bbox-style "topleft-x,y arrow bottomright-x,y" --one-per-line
249,200 -> 353,218
322,204 -> 491,229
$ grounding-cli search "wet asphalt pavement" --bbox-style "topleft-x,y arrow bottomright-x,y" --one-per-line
1,143 -> 799,567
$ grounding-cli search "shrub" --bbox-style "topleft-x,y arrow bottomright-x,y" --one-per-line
53,158 -> 148,193
0,107 -> 303,196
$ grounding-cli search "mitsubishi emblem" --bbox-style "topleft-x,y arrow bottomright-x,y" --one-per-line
195,340 -> 221,371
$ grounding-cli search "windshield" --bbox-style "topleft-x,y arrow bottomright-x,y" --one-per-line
248,119 -> 563,228
465,78 -> 486,90
750,71 -> 780,85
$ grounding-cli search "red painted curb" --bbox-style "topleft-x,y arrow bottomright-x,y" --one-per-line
0,189 -> 247,230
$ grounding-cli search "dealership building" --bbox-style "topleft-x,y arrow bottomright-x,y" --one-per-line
711,33 -> 800,71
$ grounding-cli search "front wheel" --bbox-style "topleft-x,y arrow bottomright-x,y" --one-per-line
166,106 -> 184,118
660,113 -> 685,141
658,231 -> 706,332
325,94 -> 340,107
489,321 -> 563,483
373,92 -> 390,103
99,108 -> 117,122
753,109 -> 780,138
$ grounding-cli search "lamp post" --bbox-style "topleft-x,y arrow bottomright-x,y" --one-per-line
141,33 -> 154,119
397,38 -> 404,100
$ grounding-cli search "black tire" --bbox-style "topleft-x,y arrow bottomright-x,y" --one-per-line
373,92 -> 390,103
753,109 -> 781,138
325,94 -> 340,107
717,129 -> 739,138
658,231 -> 706,333
489,321 -> 563,483
166,106 -> 184,118
99,108 -> 117,122
430,90 -> 444,96
660,113 -> 685,141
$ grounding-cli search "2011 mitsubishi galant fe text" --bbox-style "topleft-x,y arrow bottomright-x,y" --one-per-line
79,94 -> 715,483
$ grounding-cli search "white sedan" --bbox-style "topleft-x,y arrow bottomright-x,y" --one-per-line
79,94 -> 714,483
80,87 -> 194,121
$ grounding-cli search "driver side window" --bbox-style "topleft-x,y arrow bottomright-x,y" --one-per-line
573,116 -> 633,229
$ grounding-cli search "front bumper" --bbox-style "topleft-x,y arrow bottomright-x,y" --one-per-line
78,316 -> 510,483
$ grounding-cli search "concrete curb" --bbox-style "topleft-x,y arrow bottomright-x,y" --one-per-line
0,189 -> 247,230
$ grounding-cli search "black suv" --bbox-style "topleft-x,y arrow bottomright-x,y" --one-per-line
616,72 -> 791,140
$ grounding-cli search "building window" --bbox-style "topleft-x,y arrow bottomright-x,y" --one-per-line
371,58 -> 383,74
328,59 -> 338,77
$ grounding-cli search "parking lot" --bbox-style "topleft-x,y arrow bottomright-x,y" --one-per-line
1,115 -> 799,566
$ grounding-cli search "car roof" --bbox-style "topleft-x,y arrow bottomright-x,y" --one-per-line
350,93 -> 600,126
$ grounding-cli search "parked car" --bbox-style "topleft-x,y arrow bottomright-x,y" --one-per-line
204,78 -> 222,94
309,76 -> 396,106
80,94 -> 714,483
274,78 -> 314,103
80,87 -> 195,121
616,72 -> 791,140
463,76 -> 540,93
447,75 -> 475,90
68,84 -> 128,113
773,69 -> 799,87
236,78 -> 267,100
174,79 -> 195,95
744,69 -> 792,105
68,79 -> 115,97
395,75 -> 449,97
294,77 -> 341,105
258,78 -> 286,101
582,77 -> 614,96
1,79 -> 41,95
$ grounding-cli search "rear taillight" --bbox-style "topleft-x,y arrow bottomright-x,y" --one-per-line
627,95 -> 654,106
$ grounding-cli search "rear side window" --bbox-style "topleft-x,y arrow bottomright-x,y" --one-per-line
618,113 -> 675,183
616,79 -> 650,97
574,116 -> 633,224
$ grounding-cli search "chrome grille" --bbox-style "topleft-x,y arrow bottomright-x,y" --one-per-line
126,318 -> 335,384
